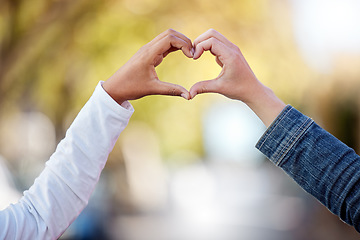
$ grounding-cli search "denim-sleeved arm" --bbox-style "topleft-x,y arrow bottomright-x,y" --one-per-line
0,81 -> 134,239
256,105 -> 360,232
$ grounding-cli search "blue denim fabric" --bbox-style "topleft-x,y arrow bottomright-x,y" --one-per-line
256,105 -> 360,232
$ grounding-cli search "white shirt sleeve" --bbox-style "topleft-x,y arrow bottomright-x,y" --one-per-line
0,81 -> 134,240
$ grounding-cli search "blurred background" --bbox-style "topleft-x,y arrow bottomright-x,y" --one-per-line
1,0 -> 360,239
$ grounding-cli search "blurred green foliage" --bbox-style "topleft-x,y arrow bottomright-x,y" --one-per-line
2,2 -> 360,238
0,0 -> 314,160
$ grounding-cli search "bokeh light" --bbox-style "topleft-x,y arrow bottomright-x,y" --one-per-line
1,0 -> 360,239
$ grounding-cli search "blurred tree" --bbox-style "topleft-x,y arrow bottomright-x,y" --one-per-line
0,0 -> 313,158
0,0 -> 106,137
2,0 -> 359,238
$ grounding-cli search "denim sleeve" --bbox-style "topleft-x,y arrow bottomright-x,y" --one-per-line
256,105 -> 360,232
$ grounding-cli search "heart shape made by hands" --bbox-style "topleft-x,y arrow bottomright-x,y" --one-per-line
104,29 -> 255,105
155,50 -> 221,98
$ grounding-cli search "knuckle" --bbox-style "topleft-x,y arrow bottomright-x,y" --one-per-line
199,85 -> 208,94
168,88 -> 177,96
208,28 -> 216,34
166,28 -> 176,35
165,34 -> 176,42
208,37 -> 217,44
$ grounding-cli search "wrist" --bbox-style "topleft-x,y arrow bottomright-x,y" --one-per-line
243,83 -> 286,127
240,80 -> 268,106
102,80 -> 126,105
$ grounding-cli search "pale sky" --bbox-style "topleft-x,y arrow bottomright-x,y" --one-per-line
290,0 -> 360,72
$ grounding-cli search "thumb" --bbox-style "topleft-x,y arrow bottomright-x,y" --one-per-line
189,79 -> 218,99
154,81 -> 190,100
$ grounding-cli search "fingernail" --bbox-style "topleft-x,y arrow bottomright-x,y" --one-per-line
190,48 -> 194,56
181,93 -> 187,100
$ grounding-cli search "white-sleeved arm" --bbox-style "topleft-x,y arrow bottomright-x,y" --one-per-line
0,81 -> 134,240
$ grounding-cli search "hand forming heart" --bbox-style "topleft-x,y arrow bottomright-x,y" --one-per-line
103,29 -> 258,104
102,28 -> 286,127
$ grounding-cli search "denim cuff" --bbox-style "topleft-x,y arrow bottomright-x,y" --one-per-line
256,105 -> 314,166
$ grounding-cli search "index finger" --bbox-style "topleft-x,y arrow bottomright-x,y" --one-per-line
152,33 -> 194,58
193,29 -> 237,51
149,29 -> 193,56
193,37 -> 228,60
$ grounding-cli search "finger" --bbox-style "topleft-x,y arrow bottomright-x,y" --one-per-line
193,37 -> 227,62
193,29 -> 236,51
152,81 -> 190,100
163,45 -> 194,58
153,33 -> 193,58
168,29 -> 193,53
150,29 -> 194,57
151,29 -> 192,47
163,46 -> 181,58
189,79 -> 219,99
215,56 -> 223,67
